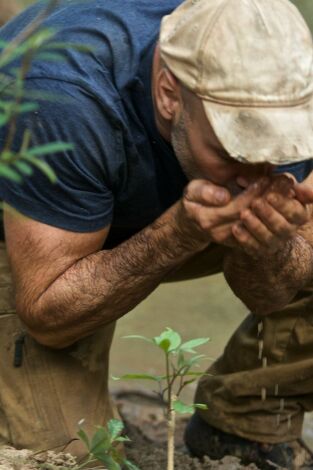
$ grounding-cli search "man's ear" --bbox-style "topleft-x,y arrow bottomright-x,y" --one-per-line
154,67 -> 181,121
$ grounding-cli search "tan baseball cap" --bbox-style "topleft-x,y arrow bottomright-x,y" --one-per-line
159,0 -> 313,165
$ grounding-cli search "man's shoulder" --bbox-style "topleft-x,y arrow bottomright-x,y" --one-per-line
0,0 -> 183,105
0,0 -> 183,63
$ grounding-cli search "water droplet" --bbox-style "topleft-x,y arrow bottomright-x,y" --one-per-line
287,415 -> 291,429
279,398 -> 285,412
274,384 -> 279,396
261,387 -> 267,401
258,321 -> 263,336
262,357 -> 268,368
258,340 -> 264,360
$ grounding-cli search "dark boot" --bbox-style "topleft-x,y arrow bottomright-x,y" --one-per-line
185,413 -> 312,470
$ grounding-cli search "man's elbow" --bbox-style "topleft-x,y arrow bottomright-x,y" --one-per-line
27,328 -> 73,349
16,301 -> 75,349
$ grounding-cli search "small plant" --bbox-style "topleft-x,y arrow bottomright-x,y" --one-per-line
76,419 -> 140,470
39,419 -> 140,470
114,328 -> 210,470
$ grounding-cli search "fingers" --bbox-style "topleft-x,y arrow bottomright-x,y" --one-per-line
251,193 -> 308,226
240,209 -> 282,246
232,174 -> 309,257
223,177 -> 269,218
232,217 -> 286,257
237,208 -> 293,257
232,222 -> 262,257
264,173 -> 295,198
184,180 -> 231,207
294,182 -> 313,205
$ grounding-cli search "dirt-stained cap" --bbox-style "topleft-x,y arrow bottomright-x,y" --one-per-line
159,0 -> 313,164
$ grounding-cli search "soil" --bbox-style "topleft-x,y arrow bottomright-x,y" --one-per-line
2,388 -> 312,470
0,387 -> 261,470
116,389 -> 261,470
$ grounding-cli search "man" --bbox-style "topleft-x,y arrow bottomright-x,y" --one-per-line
0,0 -> 313,467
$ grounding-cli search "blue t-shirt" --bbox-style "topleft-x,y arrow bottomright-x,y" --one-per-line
0,0 -> 312,246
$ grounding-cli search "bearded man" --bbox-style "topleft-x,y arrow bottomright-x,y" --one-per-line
0,0 -> 313,468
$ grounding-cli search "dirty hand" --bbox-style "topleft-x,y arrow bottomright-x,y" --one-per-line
175,177 -> 269,251
232,174 -> 313,257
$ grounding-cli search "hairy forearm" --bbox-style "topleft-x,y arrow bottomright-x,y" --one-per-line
26,205 -> 205,348
223,234 -> 313,315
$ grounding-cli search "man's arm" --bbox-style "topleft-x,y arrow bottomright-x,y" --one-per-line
4,179 -> 267,349
223,173 -> 313,315
223,232 -> 313,315
5,204 -> 198,349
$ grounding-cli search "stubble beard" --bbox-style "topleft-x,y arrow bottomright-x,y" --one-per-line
171,113 -> 202,181
171,113 -> 244,196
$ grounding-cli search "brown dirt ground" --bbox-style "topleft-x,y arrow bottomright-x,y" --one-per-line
1,389 -> 313,469
116,389 -> 261,470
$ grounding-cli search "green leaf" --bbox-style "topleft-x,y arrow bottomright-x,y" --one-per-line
27,28 -> 56,50
115,436 -> 131,442
107,419 -> 124,441
14,160 -> 33,176
158,338 -> 171,352
6,88 -> 74,105
16,102 -> 39,114
36,52 -> 66,62
112,373 -> 163,382
180,371 -> 208,377
177,350 -> 186,369
77,428 -> 90,451
43,41 -> 95,53
180,355 -> 206,372
0,163 -> 22,183
194,403 -> 208,410
94,454 -> 121,470
124,459 -> 141,470
0,39 -> 8,49
25,142 -> 74,157
90,426 -> 110,454
0,29 -> 56,68
122,335 -> 153,344
25,158 -> 57,183
180,338 -> 210,353
153,328 -> 181,353
0,112 -> 10,127
172,400 -> 194,415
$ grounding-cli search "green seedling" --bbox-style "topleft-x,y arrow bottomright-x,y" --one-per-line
75,419 -> 140,470
114,328 -> 210,470
37,419 -> 139,470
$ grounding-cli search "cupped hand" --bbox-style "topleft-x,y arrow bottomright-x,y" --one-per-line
232,173 -> 313,257
176,177 -> 269,250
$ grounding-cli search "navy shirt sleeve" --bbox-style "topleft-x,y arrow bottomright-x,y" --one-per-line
0,78 -> 117,232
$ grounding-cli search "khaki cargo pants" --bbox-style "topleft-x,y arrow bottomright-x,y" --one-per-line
1,241 -> 313,453
0,242 -> 117,456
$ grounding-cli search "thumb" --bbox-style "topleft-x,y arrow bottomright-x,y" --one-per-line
294,183 -> 313,205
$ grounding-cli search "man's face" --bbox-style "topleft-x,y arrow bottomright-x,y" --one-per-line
171,91 -> 274,194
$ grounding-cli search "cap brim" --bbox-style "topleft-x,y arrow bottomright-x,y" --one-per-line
203,98 -> 313,165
